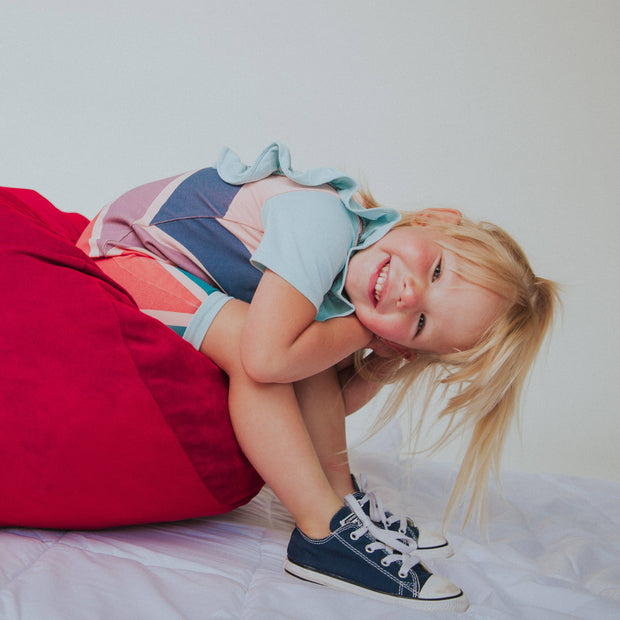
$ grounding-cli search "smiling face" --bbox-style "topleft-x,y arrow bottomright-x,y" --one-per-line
344,224 -> 506,356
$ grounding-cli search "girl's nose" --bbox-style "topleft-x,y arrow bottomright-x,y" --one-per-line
397,278 -> 420,310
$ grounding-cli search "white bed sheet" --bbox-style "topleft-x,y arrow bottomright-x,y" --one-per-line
1,448 -> 619,620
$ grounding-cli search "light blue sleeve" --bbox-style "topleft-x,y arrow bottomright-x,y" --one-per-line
184,291 -> 232,350
250,191 -> 359,314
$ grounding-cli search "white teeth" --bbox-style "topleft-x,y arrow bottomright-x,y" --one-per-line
374,263 -> 389,301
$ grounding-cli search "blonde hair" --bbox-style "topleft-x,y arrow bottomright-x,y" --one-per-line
355,190 -> 560,527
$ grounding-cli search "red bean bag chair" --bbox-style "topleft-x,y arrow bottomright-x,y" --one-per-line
0,186 -> 263,529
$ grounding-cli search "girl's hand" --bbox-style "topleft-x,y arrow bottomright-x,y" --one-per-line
368,336 -> 416,362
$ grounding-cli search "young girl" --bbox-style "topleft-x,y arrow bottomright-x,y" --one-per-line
77,143 -> 557,612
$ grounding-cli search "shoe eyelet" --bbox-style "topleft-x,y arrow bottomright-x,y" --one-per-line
380,558 -> 389,567
365,544 -> 373,553
398,569 -> 408,578
350,532 -> 359,541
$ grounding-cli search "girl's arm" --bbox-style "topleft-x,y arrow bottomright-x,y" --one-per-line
241,269 -> 373,384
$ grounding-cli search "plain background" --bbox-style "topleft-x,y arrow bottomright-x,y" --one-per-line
2,0 -> 618,484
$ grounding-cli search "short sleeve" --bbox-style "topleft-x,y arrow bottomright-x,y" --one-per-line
250,191 -> 358,313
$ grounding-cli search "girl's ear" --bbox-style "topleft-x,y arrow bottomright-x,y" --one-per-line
415,208 -> 462,225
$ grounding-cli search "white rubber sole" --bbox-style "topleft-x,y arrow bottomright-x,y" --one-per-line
284,560 -> 470,613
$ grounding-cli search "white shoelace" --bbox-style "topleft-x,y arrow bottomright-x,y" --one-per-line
344,494 -> 420,579
356,474 -> 411,538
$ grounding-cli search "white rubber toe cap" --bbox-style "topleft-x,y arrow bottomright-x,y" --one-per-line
419,574 -> 470,611
416,526 -> 454,557
417,527 -> 447,548
419,574 -> 462,599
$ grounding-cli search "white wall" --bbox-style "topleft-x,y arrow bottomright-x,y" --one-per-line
2,1 -> 618,482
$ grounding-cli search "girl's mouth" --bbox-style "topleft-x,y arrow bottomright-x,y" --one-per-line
373,260 -> 390,304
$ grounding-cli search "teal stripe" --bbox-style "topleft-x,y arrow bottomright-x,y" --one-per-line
168,325 -> 187,338
177,267 -> 220,296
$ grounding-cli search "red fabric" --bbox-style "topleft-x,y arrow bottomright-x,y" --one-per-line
0,187 -> 262,529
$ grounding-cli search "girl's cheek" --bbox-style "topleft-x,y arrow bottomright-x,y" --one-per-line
370,321 -> 394,342
359,314 -> 383,338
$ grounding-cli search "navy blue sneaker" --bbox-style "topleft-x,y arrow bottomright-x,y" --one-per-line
352,474 -> 453,558
285,494 -> 469,612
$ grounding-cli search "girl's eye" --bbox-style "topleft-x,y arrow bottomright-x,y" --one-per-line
432,261 -> 442,281
416,313 -> 425,336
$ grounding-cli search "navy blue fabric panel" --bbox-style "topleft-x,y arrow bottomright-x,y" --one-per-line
152,167 -> 260,302
152,168 -> 241,222
155,216 -> 262,303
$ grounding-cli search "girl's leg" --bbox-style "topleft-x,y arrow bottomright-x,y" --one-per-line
201,299 -> 342,539
293,369 -> 356,499
200,301 -> 464,608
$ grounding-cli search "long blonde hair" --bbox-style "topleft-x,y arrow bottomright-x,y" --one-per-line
355,190 -> 560,527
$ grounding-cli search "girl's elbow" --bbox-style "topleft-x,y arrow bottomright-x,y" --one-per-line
240,348 -> 287,384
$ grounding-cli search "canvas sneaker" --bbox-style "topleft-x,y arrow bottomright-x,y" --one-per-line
352,474 -> 453,558
285,494 -> 469,612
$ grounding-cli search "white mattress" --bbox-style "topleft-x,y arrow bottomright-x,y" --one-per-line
1,444 -> 619,619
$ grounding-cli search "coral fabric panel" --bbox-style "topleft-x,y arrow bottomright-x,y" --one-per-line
0,187 -> 262,529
